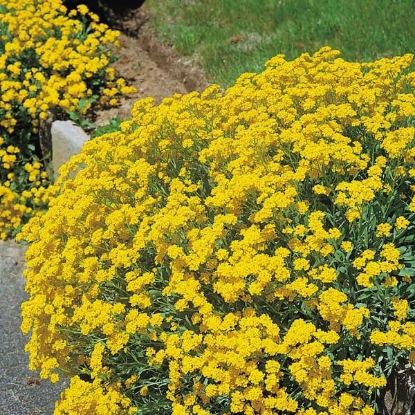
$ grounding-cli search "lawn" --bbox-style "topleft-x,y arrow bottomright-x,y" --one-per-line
144,0 -> 415,87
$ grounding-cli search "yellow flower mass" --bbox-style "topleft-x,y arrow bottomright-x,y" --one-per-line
0,0 -> 136,238
18,47 -> 415,414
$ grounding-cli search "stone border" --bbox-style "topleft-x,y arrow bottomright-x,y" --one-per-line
51,121 -> 89,181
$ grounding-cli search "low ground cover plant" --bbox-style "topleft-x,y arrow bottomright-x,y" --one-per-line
0,0 -> 135,239
18,48 -> 415,414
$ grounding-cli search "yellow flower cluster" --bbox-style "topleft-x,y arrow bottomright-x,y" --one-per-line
0,136 -> 48,238
0,0 -> 133,124
19,47 -> 415,414
54,376 -> 132,415
0,0 -> 136,238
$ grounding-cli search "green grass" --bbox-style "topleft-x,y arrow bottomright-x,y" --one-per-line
90,117 -> 124,139
144,0 -> 415,87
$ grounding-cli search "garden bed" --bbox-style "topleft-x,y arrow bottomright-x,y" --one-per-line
90,6 -> 209,126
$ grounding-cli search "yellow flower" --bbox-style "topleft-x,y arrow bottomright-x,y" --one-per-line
341,241 -> 353,252
376,222 -> 392,237
76,4 -> 89,15
395,215 -> 410,230
139,385 -> 149,396
391,297 -> 409,320
16,45 -> 415,413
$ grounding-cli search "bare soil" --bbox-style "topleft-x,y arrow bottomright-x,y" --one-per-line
93,7 -> 210,126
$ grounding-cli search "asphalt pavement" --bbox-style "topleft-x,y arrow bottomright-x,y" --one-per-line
0,240 -> 66,415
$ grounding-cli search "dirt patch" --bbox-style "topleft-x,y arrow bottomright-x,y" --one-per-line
93,7 -> 210,126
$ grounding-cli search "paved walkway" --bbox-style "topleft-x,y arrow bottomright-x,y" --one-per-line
0,240 -> 66,415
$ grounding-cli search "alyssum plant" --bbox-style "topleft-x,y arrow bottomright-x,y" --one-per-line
18,47 -> 415,414
0,0 -> 135,239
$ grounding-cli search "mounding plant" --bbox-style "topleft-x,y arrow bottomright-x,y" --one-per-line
0,0 -> 135,239
18,47 -> 415,414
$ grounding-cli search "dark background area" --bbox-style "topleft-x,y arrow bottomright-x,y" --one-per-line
63,0 -> 146,22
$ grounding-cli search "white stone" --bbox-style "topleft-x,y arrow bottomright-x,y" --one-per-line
51,120 -> 89,180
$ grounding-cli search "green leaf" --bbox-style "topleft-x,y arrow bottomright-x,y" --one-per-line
79,98 -> 88,111
67,111 -> 79,122
385,346 -> 394,362
79,119 -> 95,129
398,267 -> 415,277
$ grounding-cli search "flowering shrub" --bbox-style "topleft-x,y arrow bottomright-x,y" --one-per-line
0,0 -> 135,238
18,47 -> 415,414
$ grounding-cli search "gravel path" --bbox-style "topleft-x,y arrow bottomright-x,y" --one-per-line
0,240 -> 66,415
